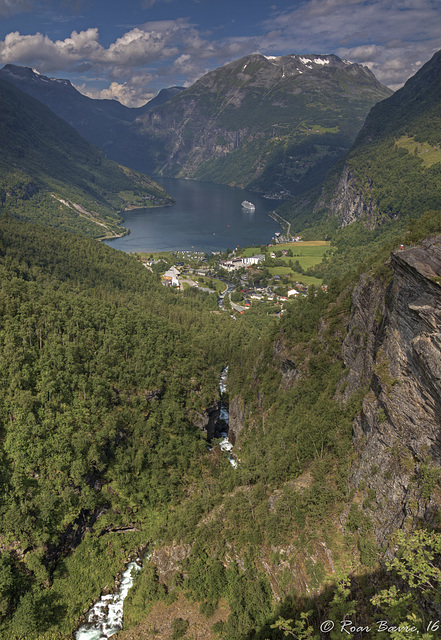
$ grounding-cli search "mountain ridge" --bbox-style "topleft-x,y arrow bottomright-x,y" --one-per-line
274,49 -> 441,282
0,78 -> 173,237
0,64 -> 185,169
134,52 -> 392,194
1,55 -> 392,192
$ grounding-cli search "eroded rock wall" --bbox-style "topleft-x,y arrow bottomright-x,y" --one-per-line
342,237 -> 441,544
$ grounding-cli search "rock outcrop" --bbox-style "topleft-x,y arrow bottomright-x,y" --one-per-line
228,396 -> 246,445
342,237 -> 441,545
151,544 -> 191,585
328,165 -> 383,228
191,403 -> 220,440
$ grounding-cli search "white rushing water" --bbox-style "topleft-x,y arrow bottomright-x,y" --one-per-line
75,560 -> 142,640
218,367 -> 238,468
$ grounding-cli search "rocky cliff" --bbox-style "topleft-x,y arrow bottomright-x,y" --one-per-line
341,237 -> 441,545
326,164 -> 389,228
228,237 -> 441,548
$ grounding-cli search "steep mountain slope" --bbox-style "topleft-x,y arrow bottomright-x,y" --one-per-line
327,50 -> 441,228
118,231 -> 441,640
341,237 -> 441,545
0,221 -> 439,639
0,79 -> 173,237
0,64 -> 184,168
138,86 -> 185,112
1,57 -> 391,193
281,50 -> 441,241
133,53 -> 392,195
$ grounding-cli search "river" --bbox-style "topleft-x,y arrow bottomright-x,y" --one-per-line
104,178 -> 282,253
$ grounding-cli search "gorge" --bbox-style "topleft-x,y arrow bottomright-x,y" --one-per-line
0,47 -> 439,640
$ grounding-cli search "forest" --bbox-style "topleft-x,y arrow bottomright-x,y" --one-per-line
0,50 -> 439,640
0,209 -> 439,639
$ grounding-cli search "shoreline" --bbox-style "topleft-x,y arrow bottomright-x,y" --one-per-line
268,210 -> 291,235
97,201 -> 175,242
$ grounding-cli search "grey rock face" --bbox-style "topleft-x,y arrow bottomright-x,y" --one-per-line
228,396 -> 246,445
342,237 -> 441,545
328,165 -> 379,228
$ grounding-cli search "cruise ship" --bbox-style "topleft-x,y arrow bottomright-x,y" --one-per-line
241,200 -> 255,212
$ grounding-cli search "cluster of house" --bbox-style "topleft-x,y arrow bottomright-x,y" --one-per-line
241,286 -> 300,302
273,232 -> 302,244
219,254 -> 265,272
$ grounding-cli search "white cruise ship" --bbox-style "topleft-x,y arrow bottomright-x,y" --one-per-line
241,200 -> 255,212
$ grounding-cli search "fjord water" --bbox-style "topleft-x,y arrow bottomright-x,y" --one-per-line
104,178 -> 282,253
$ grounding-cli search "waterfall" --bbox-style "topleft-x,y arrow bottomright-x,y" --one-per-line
218,366 -> 238,468
75,559 -> 142,640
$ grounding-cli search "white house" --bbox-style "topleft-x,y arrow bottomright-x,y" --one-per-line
162,266 -> 181,287
242,254 -> 265,266
219,258 -> 243,272
288,288 -> 299,297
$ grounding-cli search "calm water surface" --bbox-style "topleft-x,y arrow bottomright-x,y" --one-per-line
104,178 -> 282,253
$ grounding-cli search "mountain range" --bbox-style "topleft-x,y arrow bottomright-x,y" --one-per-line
275,49 -> 441,279
135,53 -> 392,196
0,64 -> 184,170
1,55 -> 392,198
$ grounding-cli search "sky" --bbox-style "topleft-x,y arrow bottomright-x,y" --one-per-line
0,0 -> 439,107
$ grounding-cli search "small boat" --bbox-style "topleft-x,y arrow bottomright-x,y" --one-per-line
241,200 -> 255,212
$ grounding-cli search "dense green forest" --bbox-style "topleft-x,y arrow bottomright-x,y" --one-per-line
121,209 -> 441,640
0,219 -> 236,637
0,51 -> 439,640
0,80 -> 173,238
0,213 -> 438,639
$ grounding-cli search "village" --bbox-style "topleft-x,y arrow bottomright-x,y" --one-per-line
139,239 -> 331,315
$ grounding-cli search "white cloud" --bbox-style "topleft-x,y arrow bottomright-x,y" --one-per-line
260,0 -> 440,87
75,77 -> 155,107
0,19 -> 191,74
0,28 -> 102,72
0,1 -> 438,103
97,26 -> 179,66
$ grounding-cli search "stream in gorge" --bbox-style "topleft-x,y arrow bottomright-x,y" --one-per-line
217,366 -> 237,468
75,559 -> 144,640
75,368 -> 235,638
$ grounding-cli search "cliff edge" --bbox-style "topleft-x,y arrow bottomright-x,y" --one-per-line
342,236 -> 441,545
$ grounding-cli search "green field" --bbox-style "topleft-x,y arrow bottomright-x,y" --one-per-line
266,267 -> 323,286
241,241 -> 331,285
395,135 -> 441,168
192,276 -> 225,293
243,240 -> 330,258
137,250 -> 173,260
